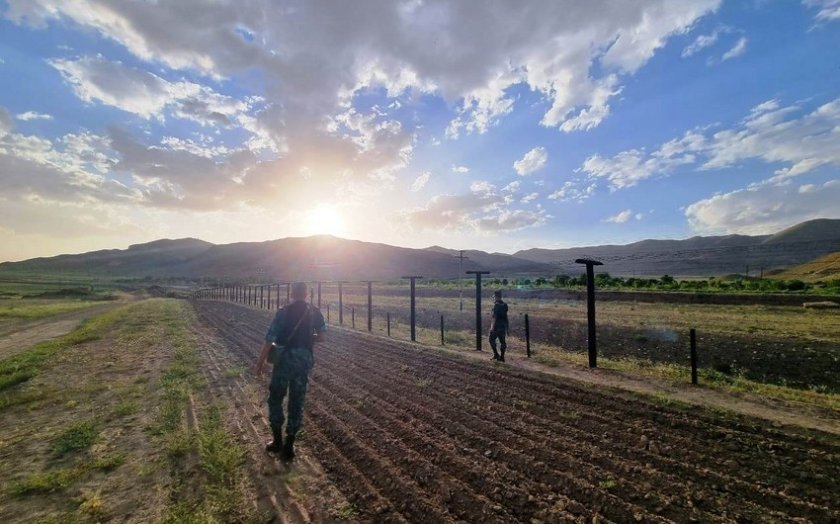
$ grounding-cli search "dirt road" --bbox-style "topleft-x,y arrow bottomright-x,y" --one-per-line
0,302 -> 123,360
193,300 -> 840,523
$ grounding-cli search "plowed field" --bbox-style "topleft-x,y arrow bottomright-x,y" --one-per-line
194,300 -> 840,523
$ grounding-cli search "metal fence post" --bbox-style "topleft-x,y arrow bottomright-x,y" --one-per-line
466,271 -> 490,352
525,313 -> 531,358
690,328 -> 698,385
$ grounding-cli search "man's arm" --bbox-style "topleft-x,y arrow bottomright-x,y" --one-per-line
255,341 -> 272,378
256,309 -> 284,378
312,309 -> 327,344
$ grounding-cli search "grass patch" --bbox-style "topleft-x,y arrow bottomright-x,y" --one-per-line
224,366 -> 245,378
530,343 -> 840,411
9,468 -> 82,495
112,399 -> 139,417
0,300 -> 108,319
147,302 -> 254,523
53,420 -> 99,455
331,503 -> 361,520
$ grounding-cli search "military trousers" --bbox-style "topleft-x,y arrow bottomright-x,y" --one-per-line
268,346 -> 313,438
489,328 -> 507,356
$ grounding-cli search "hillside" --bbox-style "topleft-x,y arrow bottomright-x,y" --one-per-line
775,251 -> 840,282
0,236 -> 552,281
2,218 -> 840,280
514,219 -> 840,277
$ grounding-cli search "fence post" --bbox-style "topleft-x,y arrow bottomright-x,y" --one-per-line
575,258 -> 604,368
466,271 -> 490,352
267,285 -> 272,308
440,315 -> 445,346
387,312 -> 391,337
317,281 -> 322,309
402,275 -> 424,342
339,282 -> 344,325
326,303 -> 330,323
352,307 -> 355,329
690,328 -> 698,385
525,313 -> 531,358
367,281 -> 373,332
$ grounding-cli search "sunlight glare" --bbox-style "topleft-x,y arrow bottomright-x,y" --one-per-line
305,204 -> 346,236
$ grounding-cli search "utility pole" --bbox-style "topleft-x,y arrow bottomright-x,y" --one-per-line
466,271 -> 490,352
455,250 -> 470,311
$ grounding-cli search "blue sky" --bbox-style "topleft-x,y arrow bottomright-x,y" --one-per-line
1,0 -> 839,261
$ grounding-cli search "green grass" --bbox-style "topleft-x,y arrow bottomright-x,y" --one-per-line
530,342 -> 840,411
144,302 -> 253,523
9,453 -> 128,496
332,503 -> 361,520
0,300 -> 108,319
52,420 -> 99,455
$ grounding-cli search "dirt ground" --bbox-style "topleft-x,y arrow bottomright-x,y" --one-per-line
195,299 -> 840,523
0,302 -> 123,360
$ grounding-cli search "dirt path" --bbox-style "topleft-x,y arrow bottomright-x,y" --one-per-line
194,300 -> 840,523
0,302 -> 125,360
190,306 -> 351,523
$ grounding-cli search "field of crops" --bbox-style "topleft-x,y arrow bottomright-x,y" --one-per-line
195,299 -> 840,523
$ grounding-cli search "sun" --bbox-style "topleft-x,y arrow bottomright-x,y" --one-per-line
305,204 -> 346,236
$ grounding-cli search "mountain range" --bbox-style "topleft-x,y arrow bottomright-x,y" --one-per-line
2,219 -> 840,281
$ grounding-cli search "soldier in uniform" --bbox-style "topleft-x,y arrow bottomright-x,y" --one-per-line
489,289 -> 509,362
255,281 -> 326,461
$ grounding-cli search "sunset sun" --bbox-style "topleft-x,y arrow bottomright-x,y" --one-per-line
305,204 -> 346,236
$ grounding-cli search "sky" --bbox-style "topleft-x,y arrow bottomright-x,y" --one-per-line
1,0 -> 840,262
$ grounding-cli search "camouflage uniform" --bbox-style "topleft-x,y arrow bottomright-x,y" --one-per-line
489,297 -> 509,361
264,300 -> 325,440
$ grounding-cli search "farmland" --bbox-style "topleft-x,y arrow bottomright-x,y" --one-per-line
194,299 -> 840,522
287,282 -> 840,394
2,285 -> 839,522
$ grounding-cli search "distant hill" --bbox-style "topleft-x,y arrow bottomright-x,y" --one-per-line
2,218 -> 839,280
513,218 -> 840,277
0,236 -> 551,281
775,251 -> 840,282
762,219 -> 840,244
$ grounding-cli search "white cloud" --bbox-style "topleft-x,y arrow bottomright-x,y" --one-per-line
547,180 -> 597,202
721,36 -> 748,61
16,111 -> 53,121
804,0 -> 840,22
410,171 -> 431,192
451,165 -> 470,174
581,97 -> 840,190
403,178 -> 546,233
513,146 -> 548,176
49,56 -> 253,126
6,0 -> 720,143
520,192 -> 539,203
686,179 -> 840,235
682,31 -> 720,57
604,209 -> 633,223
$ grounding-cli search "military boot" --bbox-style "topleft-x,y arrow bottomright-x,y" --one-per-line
265,428 -> 283,453
282,434 -> 296,462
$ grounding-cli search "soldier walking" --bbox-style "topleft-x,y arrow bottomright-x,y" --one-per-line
489,289 -> 509,362
255,282 -> 326,461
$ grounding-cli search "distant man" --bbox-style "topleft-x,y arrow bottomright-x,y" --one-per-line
255,282 -> 326,461
489,289 -> 509,362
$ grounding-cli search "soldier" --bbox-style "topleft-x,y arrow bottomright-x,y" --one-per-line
489,289 -> 509,362
255,281 -> 326,461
